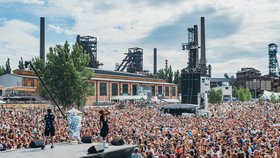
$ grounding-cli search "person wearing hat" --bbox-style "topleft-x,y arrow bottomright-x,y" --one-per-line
99,109 -> 110,148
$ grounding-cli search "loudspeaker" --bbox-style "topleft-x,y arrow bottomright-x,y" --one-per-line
29,139 -> 44,148
111,137 -> 125,146
81,136 -> 92,143
181,72 -> 201,104
87,144 -> 104,154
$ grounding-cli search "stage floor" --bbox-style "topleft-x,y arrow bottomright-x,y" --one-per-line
0,142 -> 136,158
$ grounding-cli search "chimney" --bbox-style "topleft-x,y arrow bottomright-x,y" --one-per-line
40,17 -> 45,61
76,34 -> 80,43
194,25 -> 199,68
200,17 -> 206,75
154,48 -> 157,74
165,60 -> 168,70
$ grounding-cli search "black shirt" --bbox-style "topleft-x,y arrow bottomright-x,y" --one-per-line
45,114 -> 55,129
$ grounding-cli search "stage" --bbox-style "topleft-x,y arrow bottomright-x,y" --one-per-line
160,104 -> 197,115
0,142 -> 136,158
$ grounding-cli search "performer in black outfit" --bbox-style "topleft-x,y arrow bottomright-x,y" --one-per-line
99,109 -> 110,148
41,108 -> 57,149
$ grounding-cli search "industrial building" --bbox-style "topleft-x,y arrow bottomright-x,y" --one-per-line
236,68 -> 261,88
181,17 -> 211,106
0,17 -> 179,107
0,69 -> 178,106
235,67 -> 279,98
212,85 -> 233,100
210,78 -> 234,88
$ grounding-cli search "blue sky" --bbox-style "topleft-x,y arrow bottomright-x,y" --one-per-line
0,0 -> 280,77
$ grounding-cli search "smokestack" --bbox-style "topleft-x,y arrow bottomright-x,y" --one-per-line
165,60 -> 168,70
154,48 -> 157,74
76,34 -> 81,43
200,17 -> 206,75
194,25 -> 199,68
40,17 -> 45,61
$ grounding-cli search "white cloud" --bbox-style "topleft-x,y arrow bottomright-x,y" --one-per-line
0,17 -> 7,21
212,57 -> 268,78
1,0 -> 280,77
204,0 -> 280,77
34,0 -> 209,72
0,0 -> 45,5
23,0 -> 44,5
48,24 -> 72,34
0,19 -> 39,70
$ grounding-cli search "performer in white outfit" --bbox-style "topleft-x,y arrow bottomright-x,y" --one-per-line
68,111 -> 82,144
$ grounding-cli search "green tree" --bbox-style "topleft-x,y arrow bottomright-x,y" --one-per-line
244,88 -> 252,101
5,58 -> 11,74
0,66 -> 5,76
173,70 -> 179,84
18,57 -> 24,70
71,43 -> 94,107
155,67 -> 173,83
155,68 -> 166,80
174,70 -> 181,94
178,73 -> 181,94
275,87 -> 280,93
208,89 -> 222,104
232,86 -> 239,98
258,95 -> 265,105
237,87 -> 246,102
167,65 -> 173,83
38,82 -> 48,99
270,93 -> 277,103
31,57 -> 45,76
237,87 -> 252,102
277,95 -> 280,103
44,41 -> 93,107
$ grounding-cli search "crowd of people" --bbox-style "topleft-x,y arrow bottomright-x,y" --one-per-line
0,102 -> 280,157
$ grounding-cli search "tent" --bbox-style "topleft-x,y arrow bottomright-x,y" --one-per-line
161,99 -> 180,103
262,90 -> 280,100
67,107 -> 83,115
111,95 -> 148,101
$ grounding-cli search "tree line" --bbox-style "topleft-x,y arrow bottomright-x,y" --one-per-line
154,66 -> 181,93
0,57 -> 28,76
34,42 -> 93,108
208,86 -> 252,104
0,58 -> 12,76
1,42 -> 93,108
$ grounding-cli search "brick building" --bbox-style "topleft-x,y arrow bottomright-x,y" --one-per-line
0,69 -> 178,106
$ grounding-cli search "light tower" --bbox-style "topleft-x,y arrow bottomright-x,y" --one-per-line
268,43 -> 279,76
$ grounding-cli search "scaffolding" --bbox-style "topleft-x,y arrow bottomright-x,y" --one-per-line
116,47 -> 143,73
76,35 -> 102,68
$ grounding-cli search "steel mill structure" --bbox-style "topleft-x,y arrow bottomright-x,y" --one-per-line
76,35 -> 103,68
181,17 -> 211,106
116,47 -> 144,73
268,43 -> 279,76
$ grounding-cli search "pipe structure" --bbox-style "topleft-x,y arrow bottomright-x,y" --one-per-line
40,17 -> 45,61
154,48 -> 157,75
194,25 -> 199,68
200,17 -> 206,75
